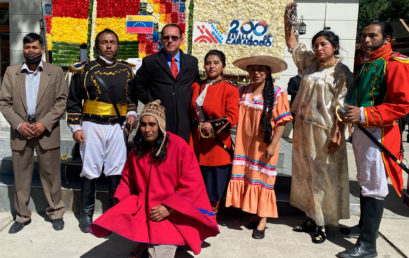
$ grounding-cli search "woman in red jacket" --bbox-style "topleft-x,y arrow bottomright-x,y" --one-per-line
190,50 -> 240,216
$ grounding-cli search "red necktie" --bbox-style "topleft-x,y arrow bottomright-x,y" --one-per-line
170,57 -> 178,78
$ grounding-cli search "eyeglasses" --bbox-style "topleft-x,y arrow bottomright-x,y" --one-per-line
162,35 -> 180,41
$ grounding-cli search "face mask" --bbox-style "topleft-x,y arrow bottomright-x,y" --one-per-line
24,52 -> 42,64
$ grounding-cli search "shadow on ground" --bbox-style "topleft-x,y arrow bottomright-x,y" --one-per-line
80,233 -> 197,258
349,180 -> 409,217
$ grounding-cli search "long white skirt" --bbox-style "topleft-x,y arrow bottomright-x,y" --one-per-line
290,119 -> 350,226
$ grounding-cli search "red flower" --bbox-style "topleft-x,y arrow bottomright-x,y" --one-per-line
165,3 -> 172,13
178,23 -> 185,33
53,0 -> 90,18
171,12 -> 178,23
45,15 -> 52,33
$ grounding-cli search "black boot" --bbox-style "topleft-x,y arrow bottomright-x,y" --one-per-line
107,175 -> 121,208
79,177 -> 96,233
338,197 -> 383,258
341,193 -> 365,237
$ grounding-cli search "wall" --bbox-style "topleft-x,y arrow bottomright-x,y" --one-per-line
9,0 -> 43,65
276,0 -> 359,89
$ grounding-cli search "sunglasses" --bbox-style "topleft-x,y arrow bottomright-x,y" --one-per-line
162,35 -> 180,41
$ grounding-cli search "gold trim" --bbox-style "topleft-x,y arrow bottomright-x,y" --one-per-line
390,54 -> 409,64
198,122 -> 215,138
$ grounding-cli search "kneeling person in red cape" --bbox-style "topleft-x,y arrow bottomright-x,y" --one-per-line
90,100 -> 219,257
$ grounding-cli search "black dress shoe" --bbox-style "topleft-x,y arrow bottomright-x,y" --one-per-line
293,218 -> 316,232
252,228 -> 265,239
52,218 -> 64,231
8,219 -> 31,234
337,243 -> 377,258
312,226 -> 327,244
79,214 -> 92,233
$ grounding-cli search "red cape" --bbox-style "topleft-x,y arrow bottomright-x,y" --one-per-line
90,133 -> 219,254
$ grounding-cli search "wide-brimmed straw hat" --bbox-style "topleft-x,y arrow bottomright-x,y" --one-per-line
233,52 -> 288,74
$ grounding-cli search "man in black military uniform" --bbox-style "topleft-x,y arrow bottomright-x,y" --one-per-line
67,28 -> 137,233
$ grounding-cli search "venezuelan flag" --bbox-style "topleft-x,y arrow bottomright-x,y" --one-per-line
126,15 -> 154,34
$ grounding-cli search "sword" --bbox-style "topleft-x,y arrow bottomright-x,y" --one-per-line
336,105 -> 409,174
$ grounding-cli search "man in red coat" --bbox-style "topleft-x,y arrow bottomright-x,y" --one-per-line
339,20 -> 409,258
90,100 -> 219,258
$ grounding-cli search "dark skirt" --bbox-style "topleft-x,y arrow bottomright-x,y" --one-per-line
200,164 -> 231,202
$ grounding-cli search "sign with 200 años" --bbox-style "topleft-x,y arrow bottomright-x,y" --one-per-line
193,20 -> 274,48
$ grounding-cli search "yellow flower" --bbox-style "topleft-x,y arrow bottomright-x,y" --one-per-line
51,17 -> 88,44
95,18 -> 138,41
46,33 -> 52,50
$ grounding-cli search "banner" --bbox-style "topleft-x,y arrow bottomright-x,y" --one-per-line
191,0 -> 291,75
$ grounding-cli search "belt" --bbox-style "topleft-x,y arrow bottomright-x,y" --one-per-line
27,115 -> 36,124
82,114 -> 126,125
83,100 -> 127,117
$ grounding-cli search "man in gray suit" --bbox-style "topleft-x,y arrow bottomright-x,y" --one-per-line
0,33 -> 67,233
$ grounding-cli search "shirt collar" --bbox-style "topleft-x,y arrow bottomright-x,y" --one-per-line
164,50 -> 180,62
21,60 -> 44,73
98,55 -> 116,65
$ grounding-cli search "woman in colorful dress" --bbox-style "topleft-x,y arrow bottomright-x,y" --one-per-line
225,53 -> 292,239
190,50 -> 240,216
284,2 -> 353,243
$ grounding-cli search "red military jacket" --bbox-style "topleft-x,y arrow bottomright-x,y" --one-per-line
360,44 -> 409,195
190,80 -> 239,166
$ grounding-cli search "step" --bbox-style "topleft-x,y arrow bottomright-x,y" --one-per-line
0,120 -> 295,214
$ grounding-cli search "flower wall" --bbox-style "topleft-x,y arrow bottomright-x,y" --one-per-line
49,0 -> 189,66
48,0 -> 290,76
49,0 -> 90,67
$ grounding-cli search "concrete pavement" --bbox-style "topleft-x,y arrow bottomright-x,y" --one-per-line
0,142 -> 408,258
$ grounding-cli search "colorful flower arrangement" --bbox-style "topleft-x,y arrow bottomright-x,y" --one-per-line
50,0 -> 90,67
49,0 -> 190,66
47,0 -> 289,76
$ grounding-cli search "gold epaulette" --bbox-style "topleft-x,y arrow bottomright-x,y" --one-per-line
69,61 -> 88,73
118,60 -> 136,68
391,53 -> 409,64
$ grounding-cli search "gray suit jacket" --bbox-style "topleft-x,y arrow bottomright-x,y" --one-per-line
0,62 -> 67,151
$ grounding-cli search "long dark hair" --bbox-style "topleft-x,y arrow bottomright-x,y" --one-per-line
260,69 -> 275,144
367,20 -> 393,40
133,129 -> 169,163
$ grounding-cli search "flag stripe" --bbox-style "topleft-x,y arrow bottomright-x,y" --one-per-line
126,27 -> 154,34
126,21 -> 154,28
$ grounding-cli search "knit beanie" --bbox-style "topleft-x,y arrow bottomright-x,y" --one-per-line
138,99 -> 167,156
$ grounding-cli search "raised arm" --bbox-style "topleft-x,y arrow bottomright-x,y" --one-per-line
284,2 -> 298,50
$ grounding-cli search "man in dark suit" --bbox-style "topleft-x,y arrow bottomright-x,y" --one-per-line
287,71 -> 302,107
0,33 -> 67,233
131,24 -> 199,142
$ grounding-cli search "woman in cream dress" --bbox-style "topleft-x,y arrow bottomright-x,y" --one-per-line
284,3 -> 353,243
